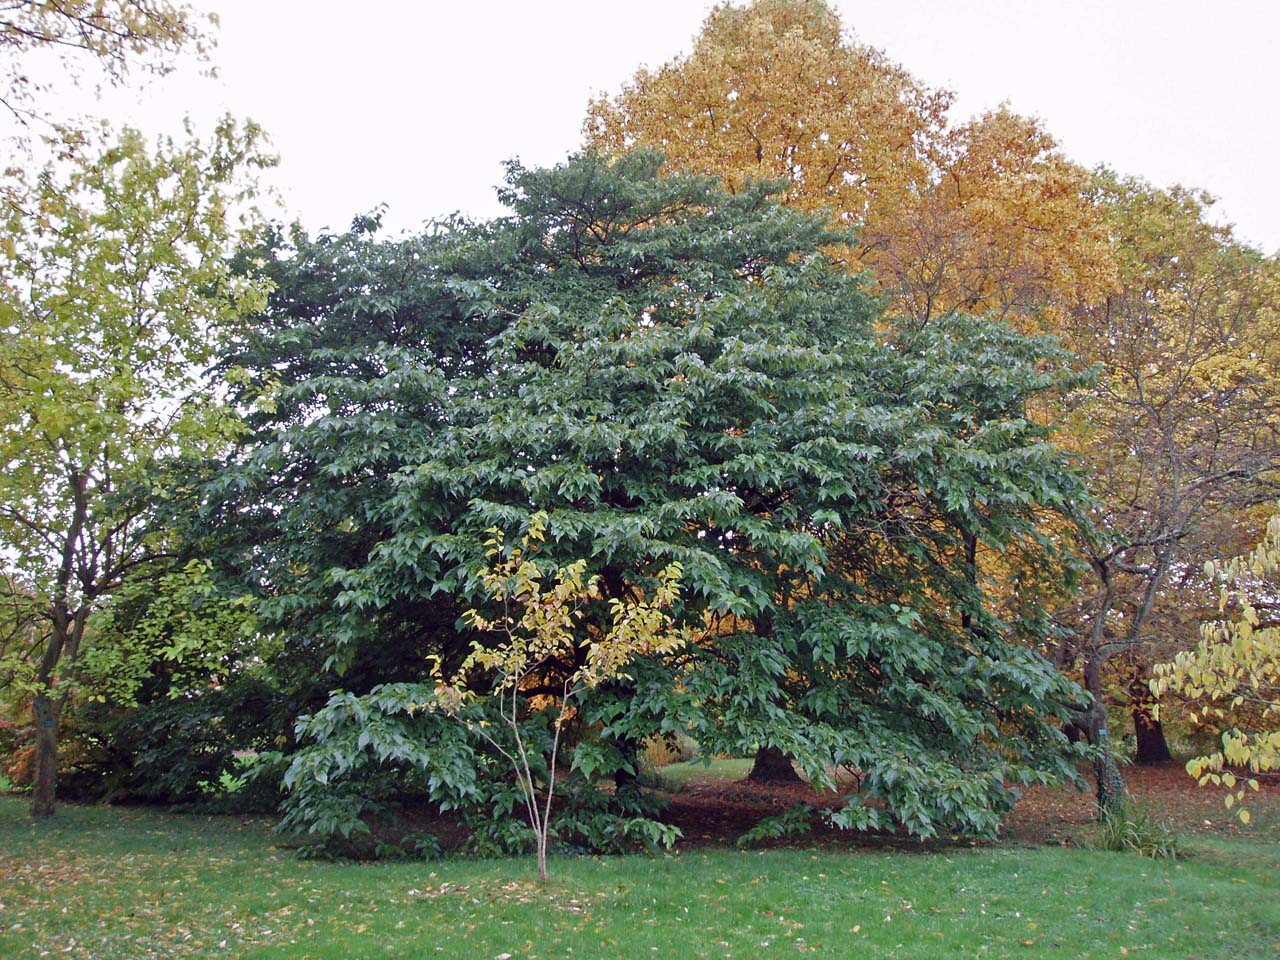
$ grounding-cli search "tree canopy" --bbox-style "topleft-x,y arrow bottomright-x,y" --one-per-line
584,0 -> 1114,331
0,0 -> 209,123
224,150 -> 1091,843
0,118 -> 272,815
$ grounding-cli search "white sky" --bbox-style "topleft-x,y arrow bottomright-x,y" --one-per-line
67,0 -> 1280,253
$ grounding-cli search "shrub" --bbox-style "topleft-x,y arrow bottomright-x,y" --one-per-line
1090,794 -> 1179,859
737,803 -> 815,848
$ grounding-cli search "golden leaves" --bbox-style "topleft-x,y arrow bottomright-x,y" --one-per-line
584,0 -> 1113,331
453,513 -> 686,697
1153,503 -> 1280,822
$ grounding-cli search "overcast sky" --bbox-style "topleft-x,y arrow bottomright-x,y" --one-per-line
80,0 -> 1280,252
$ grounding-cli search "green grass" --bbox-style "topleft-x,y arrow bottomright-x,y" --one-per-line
659,757 -> 755,788
1,797 -> 1277,959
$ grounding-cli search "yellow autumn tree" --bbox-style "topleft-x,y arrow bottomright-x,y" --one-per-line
1054,171 -> 1280,808
584,0 -> 1114,331
436,514 -> 686,881
1152,507 -> 1280,822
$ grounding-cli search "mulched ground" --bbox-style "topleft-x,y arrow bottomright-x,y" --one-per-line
371,763 -> 1278,856
658,763 -> 1280,849
1002,764 -> 1280,844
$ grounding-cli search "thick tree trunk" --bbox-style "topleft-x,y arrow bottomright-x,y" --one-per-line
1084,653 -> 1125,814
1130,675 -> 1173,765
30,692 -> 59,818
29,601 -> 85,819
1132,707 -> 1173,765
747,745 -> 802,783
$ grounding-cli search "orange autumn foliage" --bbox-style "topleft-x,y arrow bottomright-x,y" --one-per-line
584,0 -> 1115,331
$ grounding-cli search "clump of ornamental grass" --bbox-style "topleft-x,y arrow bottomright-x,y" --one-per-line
1090,793 -> 1179,859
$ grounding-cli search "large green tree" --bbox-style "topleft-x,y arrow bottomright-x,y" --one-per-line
0,119 -> 271,816
234,151 -> 1091,842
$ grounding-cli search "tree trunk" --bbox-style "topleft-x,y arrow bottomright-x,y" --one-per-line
1130,674 -> 1173,764
535,829 -> 549,883
29,601 -> 85,819
30,691 -> 59,818
747,745 -> 802,783
1084,653 -> 1125,815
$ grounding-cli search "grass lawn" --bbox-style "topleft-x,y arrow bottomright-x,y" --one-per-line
1,797 -> 1277,959
658,757 -> 755,788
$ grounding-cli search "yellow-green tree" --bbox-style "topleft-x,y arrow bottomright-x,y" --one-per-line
0,121 -> 272,817
584,0 -> 1114,331
1152,507 -> 1280,822
1,0 -> 208,120
436,514 -> 686,881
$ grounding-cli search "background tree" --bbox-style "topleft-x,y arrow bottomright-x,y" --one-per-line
1057,172 -> 1280,807
584,0 -> 1114,332
0,119 -> 272,816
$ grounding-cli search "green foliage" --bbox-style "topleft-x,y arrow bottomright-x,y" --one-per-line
78,559 -> 261,707
278,682 -> 481,857
737,803 -> 815,848
1090,794 -> 1180,860
58,679 -> 287,809
210,213 -> 500,684
224,149 -> 1091,846
278,679 -> 680,862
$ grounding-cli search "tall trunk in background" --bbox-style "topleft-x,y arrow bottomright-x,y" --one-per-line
1130,671 -> 1173,764
747,744 -> 802,783
1084,650 -> 1125,814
